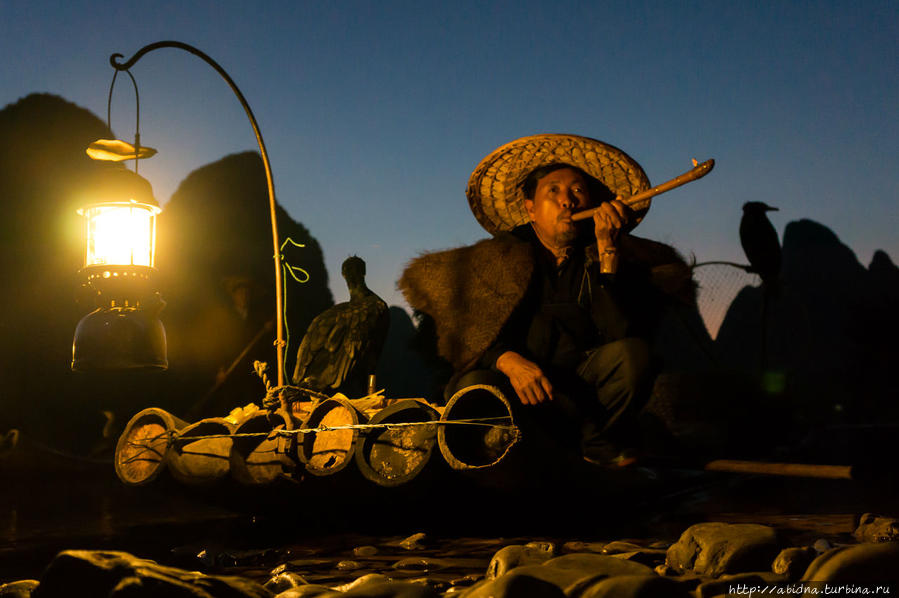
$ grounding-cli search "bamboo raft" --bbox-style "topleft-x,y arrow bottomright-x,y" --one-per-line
114,383 -> 861,494
114,384 -> 523,491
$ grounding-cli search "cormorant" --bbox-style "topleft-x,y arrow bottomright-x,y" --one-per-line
740,201 -> 782,286
292,256 -> 389,396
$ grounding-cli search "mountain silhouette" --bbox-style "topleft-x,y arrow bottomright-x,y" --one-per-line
0,93 -> 116,448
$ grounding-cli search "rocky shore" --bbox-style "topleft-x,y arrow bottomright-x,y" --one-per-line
3,514 -> 899,598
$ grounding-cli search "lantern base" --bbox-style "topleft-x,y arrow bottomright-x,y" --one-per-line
72,307 -> 167,371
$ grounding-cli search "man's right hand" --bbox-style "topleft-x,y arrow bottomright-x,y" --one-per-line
495,351 -> 554,405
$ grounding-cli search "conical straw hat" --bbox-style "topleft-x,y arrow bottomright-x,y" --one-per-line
466,134 -> 651,235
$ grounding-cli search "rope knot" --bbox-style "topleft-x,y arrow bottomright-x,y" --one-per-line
262,384 -> 303,410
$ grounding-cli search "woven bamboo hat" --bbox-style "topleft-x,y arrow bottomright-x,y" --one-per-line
466,134 -> 652,235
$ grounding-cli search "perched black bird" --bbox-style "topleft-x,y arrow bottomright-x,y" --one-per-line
292,256 -> 389,396
740,202 -> 782,286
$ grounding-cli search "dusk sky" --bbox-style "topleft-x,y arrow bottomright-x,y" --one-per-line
2,1 -> 896,325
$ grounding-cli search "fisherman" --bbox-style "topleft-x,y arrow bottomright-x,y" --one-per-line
399,134 -> 694,466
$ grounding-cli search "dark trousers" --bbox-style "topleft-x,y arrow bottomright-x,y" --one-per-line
452,338 -> 651,455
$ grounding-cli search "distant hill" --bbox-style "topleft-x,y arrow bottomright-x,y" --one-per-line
0,93 -> 113,446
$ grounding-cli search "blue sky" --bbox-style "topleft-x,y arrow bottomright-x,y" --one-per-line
2,1 -> 896,316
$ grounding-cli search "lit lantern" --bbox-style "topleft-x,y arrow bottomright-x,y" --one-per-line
82,202 -> 158,268
72,164 -> 167,371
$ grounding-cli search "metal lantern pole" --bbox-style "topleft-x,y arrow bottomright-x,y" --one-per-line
109,41 -> 286,388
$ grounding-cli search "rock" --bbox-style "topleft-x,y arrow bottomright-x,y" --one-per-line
854,513 -> 899,543
542,553 -> 655,578
486,543 -> 556,579
448,574 -> 482,589
526,541 -> 556,554
562,541 -> 606,553
353,546 -> 380,557
341,580 -> 439,598
695,572 -> 788,598
654,564 -> 675,576
111,572 -> 271,598
264,573 -> 308,593
106,576 -> 202,597
336,574 -> 392,592
0,580 -> 39,598
476,563 -> 589,594
464,554 -> 656,597
458,571 -> 565,598
812,538 -> 834,554
772,546 -> 816,578
392,557 -> 444,572
271,559 -> 330,575
600,541 -> 649,554
579,574 -> 693,598
665,522 -> 779,577
801,542 -> 899,584
600,542 -> 667,568
608,551 -> 666,567
31,550 -> 271,598
398,533 -> 427,551
273,585 -> 334,598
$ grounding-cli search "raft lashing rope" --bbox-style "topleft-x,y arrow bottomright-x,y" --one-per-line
113,384 -> 521,488
121,417 -> 518,446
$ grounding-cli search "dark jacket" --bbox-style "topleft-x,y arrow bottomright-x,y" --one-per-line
398,227 -> 694,389
480,225 -> 641,374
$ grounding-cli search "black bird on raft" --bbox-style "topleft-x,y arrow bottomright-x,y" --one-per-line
740,201 -> 782,287
292,255 -> 389,396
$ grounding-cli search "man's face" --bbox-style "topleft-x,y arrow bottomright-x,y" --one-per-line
524,168 -> 592,248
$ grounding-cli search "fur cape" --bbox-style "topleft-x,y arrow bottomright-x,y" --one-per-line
398,231 -> 694,380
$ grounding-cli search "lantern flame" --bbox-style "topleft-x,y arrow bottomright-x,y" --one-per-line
82,201 -> 159,268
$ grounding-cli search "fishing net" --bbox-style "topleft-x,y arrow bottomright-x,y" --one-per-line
692,262 -> 760,340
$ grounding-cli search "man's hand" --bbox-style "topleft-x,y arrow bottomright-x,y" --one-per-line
495,351 -> 553,405
592,198 -> 630,251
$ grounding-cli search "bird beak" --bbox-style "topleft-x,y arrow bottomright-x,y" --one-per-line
766,206 -> 779,211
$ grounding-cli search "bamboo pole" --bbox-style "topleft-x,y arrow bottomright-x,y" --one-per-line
703,459 -> 853,480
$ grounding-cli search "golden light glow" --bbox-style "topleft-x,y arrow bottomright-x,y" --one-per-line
82,201 -> 160,268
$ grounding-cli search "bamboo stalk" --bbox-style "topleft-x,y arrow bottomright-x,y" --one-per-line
703,459 -> 853,480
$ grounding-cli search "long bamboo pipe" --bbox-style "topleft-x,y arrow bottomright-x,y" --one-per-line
703,459 -> 853,480
571,158 -> 715,221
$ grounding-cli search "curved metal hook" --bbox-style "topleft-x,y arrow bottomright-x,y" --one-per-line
106,40 -> 286,387
110,42 -> 193,71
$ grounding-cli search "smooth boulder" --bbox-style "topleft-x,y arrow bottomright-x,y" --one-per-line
30,550 -> 271,598
854,513 -> 899,543
486,542 -> 556,579
666,522 -> 779,577
801,543 -> 899,584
